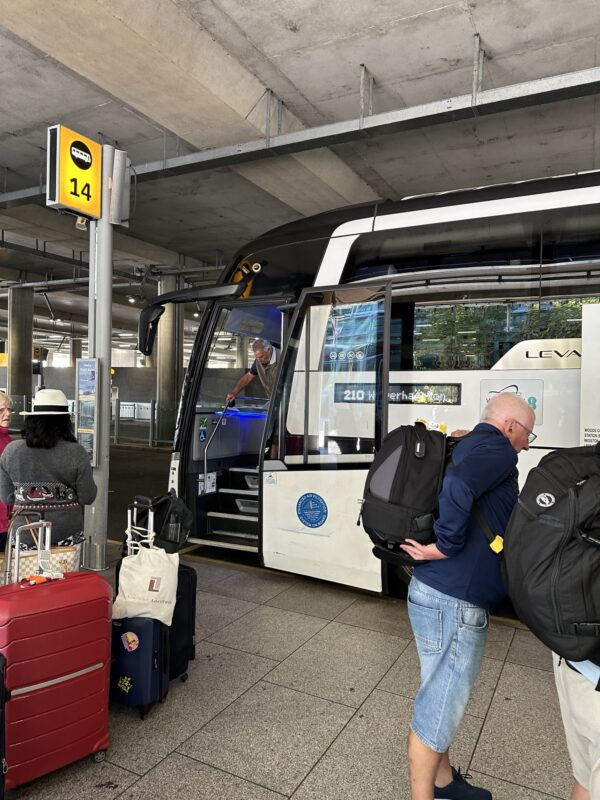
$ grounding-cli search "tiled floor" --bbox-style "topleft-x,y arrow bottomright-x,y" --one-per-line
9,549 -> 574,800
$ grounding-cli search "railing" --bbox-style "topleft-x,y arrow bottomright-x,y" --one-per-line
8,396 -> 176,448
111,400 -> 176,446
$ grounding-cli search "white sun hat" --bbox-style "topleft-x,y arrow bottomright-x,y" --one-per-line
21,388 -> 71,416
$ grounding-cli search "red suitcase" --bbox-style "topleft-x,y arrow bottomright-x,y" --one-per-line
0,523 -> 111,793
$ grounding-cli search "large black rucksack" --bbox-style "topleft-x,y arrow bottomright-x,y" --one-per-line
503,444 -> 600,661
359,422 -> 448,565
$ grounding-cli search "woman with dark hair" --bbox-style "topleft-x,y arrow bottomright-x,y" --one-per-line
0,392 -> 14,550
0,389 -> 97,546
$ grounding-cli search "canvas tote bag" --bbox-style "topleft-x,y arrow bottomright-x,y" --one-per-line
112,546 -> 179,626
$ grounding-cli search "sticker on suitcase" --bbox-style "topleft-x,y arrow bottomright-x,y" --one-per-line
117,675 -> 134,693
121,631 -> 140,652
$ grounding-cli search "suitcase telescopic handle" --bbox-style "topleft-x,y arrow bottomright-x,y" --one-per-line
6,520 -> 52,583
129,496 -> 155,529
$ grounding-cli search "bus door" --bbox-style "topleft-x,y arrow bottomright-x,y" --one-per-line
188,299 -> 287,553
262,285 -> 388,592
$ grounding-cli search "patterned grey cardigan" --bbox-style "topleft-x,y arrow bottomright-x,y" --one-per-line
0,439 -> 97,543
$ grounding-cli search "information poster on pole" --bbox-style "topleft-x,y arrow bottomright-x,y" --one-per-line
76,358 -> 99,466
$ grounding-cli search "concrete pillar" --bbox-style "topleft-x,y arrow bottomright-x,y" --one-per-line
70,338 -> 82,367
156,275 -> 183,442
236,336 -> 248,368
7,287 -> 33,398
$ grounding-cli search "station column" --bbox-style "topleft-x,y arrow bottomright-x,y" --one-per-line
7,287 -> 34,398
156,275 -> 183,443
69,338 -> 82,366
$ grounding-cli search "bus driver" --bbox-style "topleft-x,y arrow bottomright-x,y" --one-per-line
226,339 -> 279,405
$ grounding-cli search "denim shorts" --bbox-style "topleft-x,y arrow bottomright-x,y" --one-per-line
407,576 -> 489,753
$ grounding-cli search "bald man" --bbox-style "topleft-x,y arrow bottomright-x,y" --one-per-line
400,392 -> 536,800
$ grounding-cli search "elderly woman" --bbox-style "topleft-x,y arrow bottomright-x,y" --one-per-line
0,392 -> 14,550
0,388 -> 97,546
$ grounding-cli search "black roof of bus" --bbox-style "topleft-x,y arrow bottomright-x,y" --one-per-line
232,170 -> 600,264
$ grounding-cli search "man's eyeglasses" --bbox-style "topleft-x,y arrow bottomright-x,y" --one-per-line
514,419 -> 537,444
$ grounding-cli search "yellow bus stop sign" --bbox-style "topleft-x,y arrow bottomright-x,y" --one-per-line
46,125 -> 102,219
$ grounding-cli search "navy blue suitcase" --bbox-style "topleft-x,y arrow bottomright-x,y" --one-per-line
169,563 -> 197,682
111,617 -> 169,719
114,558 -> 196,683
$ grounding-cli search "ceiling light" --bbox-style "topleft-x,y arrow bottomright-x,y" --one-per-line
127,295 -> 136,304
193,312 -> 199,318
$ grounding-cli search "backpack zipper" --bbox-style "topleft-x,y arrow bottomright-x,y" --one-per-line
356,499 -> 364,526
535,466 -> 566,497
550,487 -> 576,636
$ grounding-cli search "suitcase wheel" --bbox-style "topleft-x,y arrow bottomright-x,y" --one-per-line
180,673 -> 188,683
92,750 -> 107,763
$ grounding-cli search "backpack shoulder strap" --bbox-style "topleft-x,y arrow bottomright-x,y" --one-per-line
472,505 -> 505,554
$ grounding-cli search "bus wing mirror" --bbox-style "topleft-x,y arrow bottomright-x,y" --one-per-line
137,281 -> 247,356
138,305 -> 166,356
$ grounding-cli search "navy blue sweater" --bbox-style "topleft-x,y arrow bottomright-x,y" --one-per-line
414,423 -> 518,611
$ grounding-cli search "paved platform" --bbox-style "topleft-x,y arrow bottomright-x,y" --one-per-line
6,445 -> 575,798
10,544 -> 573,800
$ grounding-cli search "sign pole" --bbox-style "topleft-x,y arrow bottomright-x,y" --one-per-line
87,219 -> 97,358
83,145 -> 115,571
45,126 -> 129,573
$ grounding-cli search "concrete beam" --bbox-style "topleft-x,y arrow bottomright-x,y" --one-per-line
3,65 -> 600,204
0,205 -> 207,272
0,0 -> 377,214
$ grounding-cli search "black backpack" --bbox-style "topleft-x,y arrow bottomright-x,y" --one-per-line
359,422 -> 448,566
123,490 -> 193,555
503,444 -> 600,661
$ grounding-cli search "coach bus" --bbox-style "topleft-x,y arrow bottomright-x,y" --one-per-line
139,171 -> 600,594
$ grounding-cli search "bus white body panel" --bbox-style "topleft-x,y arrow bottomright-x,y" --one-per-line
372,186 -> 600,234
262,468 -> 382,592
314,184 -> 600,290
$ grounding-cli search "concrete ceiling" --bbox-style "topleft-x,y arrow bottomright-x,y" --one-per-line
1,0 -> 600,348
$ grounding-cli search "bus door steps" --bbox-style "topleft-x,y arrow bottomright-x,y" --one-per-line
206,511 -> 259,551
218,487 -> 259,515
187,535 -> 259,553
228,467 -> 259,490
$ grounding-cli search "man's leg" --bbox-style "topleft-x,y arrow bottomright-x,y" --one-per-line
435,751 -> 453,788
407,730 -> 442,800
407,732 -> 454,800
570,779 -> 590,800
407,579 -> 490,800
553,654 -> 599,800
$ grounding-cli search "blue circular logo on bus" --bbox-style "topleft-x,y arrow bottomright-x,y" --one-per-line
296,493 -> 328,528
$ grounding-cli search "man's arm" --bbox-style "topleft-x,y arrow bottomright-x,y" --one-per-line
226,371 -> 254,404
